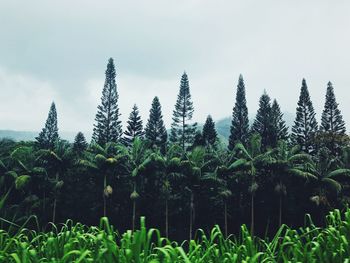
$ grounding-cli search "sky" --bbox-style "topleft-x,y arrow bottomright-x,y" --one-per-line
0,0 -> 350,134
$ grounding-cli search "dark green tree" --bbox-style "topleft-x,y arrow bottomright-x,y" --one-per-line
73,132 -> 88,154
145,97 -> 167,153
202,115 -> 218,147
229,74 -> 249,149
270,99 -> 289,147
170,72 -> 197,151
92,58 -> 122,145
291,79 -> 318,154
320,82 -> 346,134
251,91 -> 272,150
35,102 -> 59,149
318,82 -> 347,156
122,104 -> 144,147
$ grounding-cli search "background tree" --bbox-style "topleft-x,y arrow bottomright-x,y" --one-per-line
92,58 -> 122,145
229,74 -> 249,149
319,82 -> 347,156
170,72 -> 197,151
73,132 -> 88,155
122,104 -> 144,147
35,102 -> 59,149
145,97 -> 167,153
291,79 -> 318,154
270,99 -> 289,147
202,115 -> 218,148
251,91 -> 272,150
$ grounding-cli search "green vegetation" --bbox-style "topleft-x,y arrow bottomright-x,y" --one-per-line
1,209 -> 350,262
1,58 -> 350,259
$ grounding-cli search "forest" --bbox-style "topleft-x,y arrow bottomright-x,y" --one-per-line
1,58 -> 350,262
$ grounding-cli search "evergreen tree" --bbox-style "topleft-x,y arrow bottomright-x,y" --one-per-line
145,97 -> 167,153
73,132 -> 88,154
291,79 -> 318,153
35,102 -> 59,149
229,74 -> 249,149
270,99 -> 289,147
92,58 -> 122,145
170,72 -> 197,151
318,82 -> 347,156
320,82 -> 346,134
251,91 -> 272,150
122,104 -> 144,147
202,115 -> 218,147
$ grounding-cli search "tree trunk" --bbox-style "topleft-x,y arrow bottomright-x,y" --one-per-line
165,199 -> 169,239
189,192 -> 194,240
279,195 -> 282,228
103,194 -> 106,217
52,197 -> 57,223
132,200 -> 136,232
250,193 -> 254,235
52,172 -> 59,224
103,175 -> 107,217
224,201 -> 228,238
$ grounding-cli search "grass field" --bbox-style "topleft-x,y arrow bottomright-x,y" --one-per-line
1,209 -> 350,262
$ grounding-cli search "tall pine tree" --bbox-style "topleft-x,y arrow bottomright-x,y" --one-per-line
145,97 -> 167,153
318,81 -> 347,156
251,91 -> 272,150
122,104 -> 144,147
320,82 -> 346,134
202,115 -> 218,147
291,79 -> 318,154
229,74 -> 249,149
92,58 -> 122,145
270,99 -> 289,147
35,102 -> 59,149
170,72 -> 197,151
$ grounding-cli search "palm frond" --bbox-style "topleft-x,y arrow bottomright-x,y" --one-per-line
322,177 -> 342,193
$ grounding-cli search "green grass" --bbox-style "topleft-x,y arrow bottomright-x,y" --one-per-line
1,209 -> 350,262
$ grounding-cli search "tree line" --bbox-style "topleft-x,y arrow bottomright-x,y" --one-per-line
1,57 -> 349,240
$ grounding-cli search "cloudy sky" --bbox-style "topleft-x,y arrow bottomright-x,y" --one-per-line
0,0 -> 349,134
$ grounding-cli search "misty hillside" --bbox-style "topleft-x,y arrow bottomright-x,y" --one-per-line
0,112 -> 295,143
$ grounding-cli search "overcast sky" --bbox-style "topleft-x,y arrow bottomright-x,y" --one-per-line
0,0 -> 349,134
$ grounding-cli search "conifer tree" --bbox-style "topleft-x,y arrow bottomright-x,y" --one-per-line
318,82 -> 347,156
122,104 -> 144,147
73,132 -> 88,154
92,58 -> 122,145
270,99 -> 289,147
229,74 -> 249,149
145,97 -> 167,153
170,72 -> 197,151
291,79 -> 318,153
202,115 -> 218,147
251,91 -> 272,150
35,102 -> 59,149
320,82 -> 346,134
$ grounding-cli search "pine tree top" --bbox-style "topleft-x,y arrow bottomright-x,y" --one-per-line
35,101 -> 59,149
320,81 -> 346,134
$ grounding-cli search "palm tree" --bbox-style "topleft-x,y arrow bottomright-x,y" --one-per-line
153,144 -> 183,238
270,141 -> 314,227
231,134 -> 273,235
9,146 -> 46,218
206,148 -> 237,237
38,140 -> 72,223
181,146 -> 215,240
124,138 -> 151,231
306,147 -> 350,223
79,142 -> 123,218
